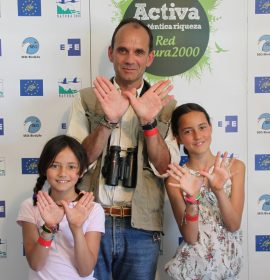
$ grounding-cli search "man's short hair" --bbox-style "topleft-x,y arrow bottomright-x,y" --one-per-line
110,18 -> 153,52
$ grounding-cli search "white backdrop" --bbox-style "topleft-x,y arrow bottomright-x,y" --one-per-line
0,0 -> 269,279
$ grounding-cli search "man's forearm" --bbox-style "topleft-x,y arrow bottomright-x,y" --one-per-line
82,125 -> 112,163
145,133 -> 170,174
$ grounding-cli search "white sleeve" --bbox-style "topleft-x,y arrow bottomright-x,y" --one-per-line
86,203 -> 105,233
67,93 -> 90,144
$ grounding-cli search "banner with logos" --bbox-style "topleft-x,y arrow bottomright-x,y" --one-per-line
0,0 -> 269,279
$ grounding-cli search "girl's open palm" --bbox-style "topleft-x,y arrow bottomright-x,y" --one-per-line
60,192 -> 94,230
167,163 -> 202,197
200,152 -> 234,192
36,191 -> 64,226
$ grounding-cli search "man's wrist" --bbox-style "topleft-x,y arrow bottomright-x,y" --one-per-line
141,119 -> 157,130
99,116 -> 119,130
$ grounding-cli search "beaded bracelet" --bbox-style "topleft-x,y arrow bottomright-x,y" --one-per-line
185,193 -> 201,205
42,223 -> 59,234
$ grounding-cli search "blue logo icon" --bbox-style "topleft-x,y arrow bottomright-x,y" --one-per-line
255,77 -> 270,93
20,79 -> 43,96
0,239 -> 7,258
61,123 -> 67,129
255,154 -> 270,170
0,118 -> 4,136
178,237 -> 184,245
0,201 -> 5,218
255,0 -> 270,14
22,37 -> 39,55
60,39 -> 81,56
179,155 -> 188,166
18,0 -> 41,16
225,116 -> 238,133
0,157 -> 5,176
21,158 -> 39,174
0,79 -> 4,98
258,113 -> 270,130
57,0 -> 81,17
258,35 -> 270,53
258,194 -> 270,211
24,116 -> 41,133
256,235 -> 270,251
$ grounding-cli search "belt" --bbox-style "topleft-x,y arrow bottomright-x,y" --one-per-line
103,206 -> 131,218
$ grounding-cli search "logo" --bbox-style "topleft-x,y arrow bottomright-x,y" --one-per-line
0,79 -> 4,97
22,37 -> 40,58
255,154 -> 270,170
61,123 -> 67,130
257,35 -> 270,56
255,0 -> 270,14
256,235 -> 270,251
20,79 -> 43,96
122,0 -> 209,77
178,237 -> 184,245
0,201 -> 5,218
179,155 -> 188,166
21,158 -> 39,174
257,113 -> 270,134
0,118 -> 4,135
60,39 -> 81,56
23,116 -> 42,137
57,0 -> 81,18
0,239 -> 7,258
58,77 -> 81,97
0,157 -> 5,176
218,116 -> 238,133
225,116 -> 238,133
255,77 -> 270,93
18,0 -> 41,16
258,194 -> 270,215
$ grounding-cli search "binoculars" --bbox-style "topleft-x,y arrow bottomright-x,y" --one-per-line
102,145 -> 137,188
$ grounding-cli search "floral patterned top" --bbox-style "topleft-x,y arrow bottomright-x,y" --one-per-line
165,164 -> 243,280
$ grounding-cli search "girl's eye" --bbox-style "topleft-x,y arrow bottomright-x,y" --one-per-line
68,165 -> 79,170
199,125 -> 207,130
51,163 -> 60,169
183,130 -> 192,134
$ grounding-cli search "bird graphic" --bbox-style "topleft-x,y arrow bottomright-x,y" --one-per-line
258,113 -> 270,130
214,42 -> 228,53
258,194 -> 270,211
258,35 -> 270,52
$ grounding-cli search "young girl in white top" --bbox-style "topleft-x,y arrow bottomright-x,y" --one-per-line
165,103 -> 245,280
17,135 -> 105,280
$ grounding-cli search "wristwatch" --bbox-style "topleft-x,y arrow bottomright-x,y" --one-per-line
142,119 -> 157,131
99,116 -> 118,130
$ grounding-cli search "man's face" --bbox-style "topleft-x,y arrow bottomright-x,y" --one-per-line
108,24 -> 154,90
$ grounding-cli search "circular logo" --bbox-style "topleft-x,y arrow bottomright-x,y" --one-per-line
124,0 -> 210,77
24,116 -> 41,134
22,37 -> 39,55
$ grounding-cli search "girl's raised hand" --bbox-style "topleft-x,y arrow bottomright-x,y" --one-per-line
60,192 -> 95,231
167,163 -> 202,197
200,151 -> 234,193
36,191 -> 65,227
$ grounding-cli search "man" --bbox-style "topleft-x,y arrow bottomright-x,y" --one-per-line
67,18 -> 180,280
